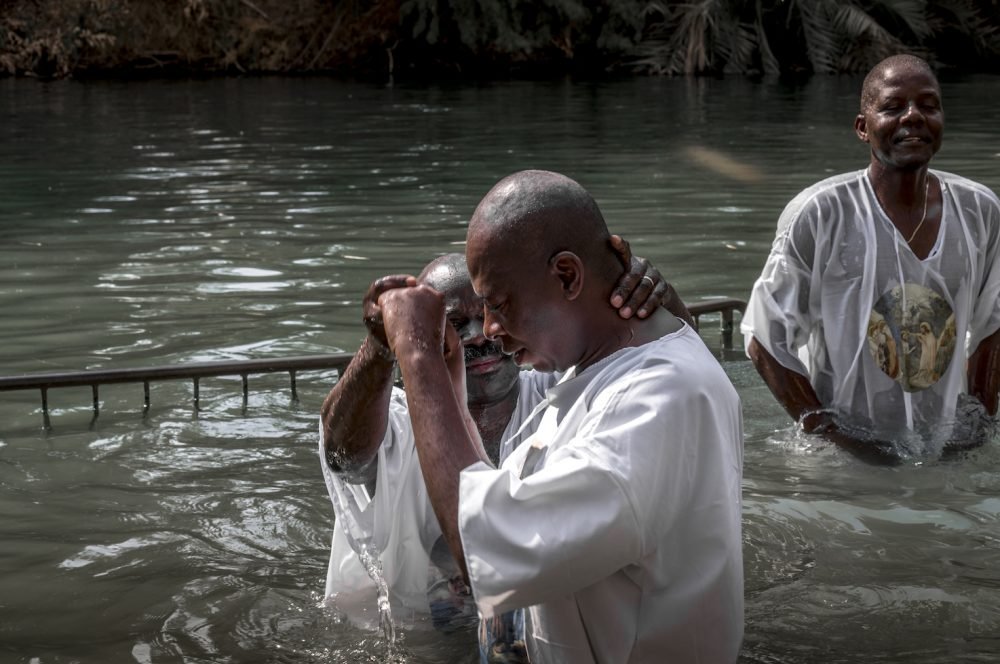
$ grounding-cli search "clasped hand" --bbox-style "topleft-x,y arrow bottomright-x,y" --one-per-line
374,282 -> 464,380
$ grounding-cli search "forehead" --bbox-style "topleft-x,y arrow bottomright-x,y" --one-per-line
466,232 -> 515,300
420,261 -> 481,316
441,280 -> 481,317
872,66 -> 940,99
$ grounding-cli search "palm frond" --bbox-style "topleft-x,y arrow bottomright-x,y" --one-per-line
834,3 -> 908,71
754,0 -> 780,74
879,0 -> 933,39
788,0 -> 840,73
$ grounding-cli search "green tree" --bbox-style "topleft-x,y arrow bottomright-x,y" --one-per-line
1,0 -> 997,77
632,0 -> 1000,76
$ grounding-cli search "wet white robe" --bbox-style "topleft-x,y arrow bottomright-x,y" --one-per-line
742,169 -> 1000,446
458,325 -> 745,664
319,370 -> 555,627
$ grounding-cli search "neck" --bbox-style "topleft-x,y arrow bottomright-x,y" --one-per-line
576,307 -> 682,372
468,380 -> 520,464
868,161 -> 931,207
868,161 -> 941,257
576,320 -> 635,371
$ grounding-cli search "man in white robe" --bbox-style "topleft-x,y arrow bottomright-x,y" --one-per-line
742,54 -> 1000,460
320,247 -> 690,661
376,170 -> 744,663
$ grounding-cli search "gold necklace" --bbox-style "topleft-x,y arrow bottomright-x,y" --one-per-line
906,177 -> 932,245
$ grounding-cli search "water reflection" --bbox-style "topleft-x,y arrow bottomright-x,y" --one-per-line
1,75 -> 1000,662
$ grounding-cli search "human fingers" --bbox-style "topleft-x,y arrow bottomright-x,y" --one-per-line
633,263 -> 668,319
611,256 -> 656,318
608,235 -> 634,308
609,234 -> 633,266
377,285 -> 446,355
363,274 -> 417,313
363,274 -> 417,343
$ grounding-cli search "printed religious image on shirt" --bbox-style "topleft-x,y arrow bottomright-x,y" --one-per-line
869,283 -> 956,392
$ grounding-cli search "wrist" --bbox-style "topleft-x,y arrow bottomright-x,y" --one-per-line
364,334 -> 395,363
394,342 -> 445,370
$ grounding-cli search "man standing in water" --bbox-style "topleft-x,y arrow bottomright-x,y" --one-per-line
743,54 -> 1000,461
376,170 -> 744,663
320,241 -> 689,660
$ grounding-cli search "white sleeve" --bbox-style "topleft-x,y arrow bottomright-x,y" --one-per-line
968,185 -> 1000,352
457,368 -> 712,617
318,387 -> 411,554
458,453 -> 641,618
741,196 -> 819,376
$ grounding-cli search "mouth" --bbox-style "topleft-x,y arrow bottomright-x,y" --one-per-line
464,339 -> 509,374
465,353 -> 504,374
895,134 -> 929,145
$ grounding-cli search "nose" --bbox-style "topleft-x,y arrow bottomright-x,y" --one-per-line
458,317 -> 486,346
483,308 -> 504,341
900,101 -> 925,124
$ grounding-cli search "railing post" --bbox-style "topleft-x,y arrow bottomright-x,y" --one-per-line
41,387 -> 50,429
721,310 -> 734,349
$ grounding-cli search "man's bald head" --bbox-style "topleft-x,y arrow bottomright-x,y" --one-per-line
417,252 -> 468,293
860,54 -> 938,113
467,170 -> 617,283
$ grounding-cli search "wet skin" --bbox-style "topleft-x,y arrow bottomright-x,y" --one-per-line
442,279 -> 520,405
856,65 -> 943,172
471,247 -> 572,373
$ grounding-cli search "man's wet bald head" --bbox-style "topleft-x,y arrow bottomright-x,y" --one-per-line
417,252 -> 468,292
860,54 -> 938,113
466,170 -> 617,281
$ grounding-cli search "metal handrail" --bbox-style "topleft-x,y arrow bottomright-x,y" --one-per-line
0,354 -> 355,427
687,298 -> 747,349
0,299 -> 746,426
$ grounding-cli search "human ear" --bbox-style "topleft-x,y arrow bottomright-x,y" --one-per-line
854,114 -> 869,143
548,251 -> 584,301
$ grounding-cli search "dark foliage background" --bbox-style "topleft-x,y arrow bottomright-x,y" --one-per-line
1,0 -> 998,79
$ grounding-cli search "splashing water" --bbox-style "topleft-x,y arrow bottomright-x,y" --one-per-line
356,546 -> 400,659
322,455 -> 403,661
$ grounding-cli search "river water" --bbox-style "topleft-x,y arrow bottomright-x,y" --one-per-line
1,74 -> 998,663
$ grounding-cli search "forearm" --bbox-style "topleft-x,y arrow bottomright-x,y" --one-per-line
396,347 -> 491,582
443,331 -> 482,448
747,337 -> 824,426
749,337 -> 900,464
320,335 -> 396,481
969,327 -> 1000,416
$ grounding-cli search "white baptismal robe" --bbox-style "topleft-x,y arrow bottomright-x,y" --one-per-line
742,169 -> 1000,444
458,325 -> 745,664
320,370 -> 556,626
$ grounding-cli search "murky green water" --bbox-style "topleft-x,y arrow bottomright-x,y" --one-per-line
1,74 -> 999,663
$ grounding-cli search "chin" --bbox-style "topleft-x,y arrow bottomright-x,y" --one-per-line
518,357 -> 549,372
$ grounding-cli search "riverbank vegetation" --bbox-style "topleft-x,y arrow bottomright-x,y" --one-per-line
2,0 -> 998,80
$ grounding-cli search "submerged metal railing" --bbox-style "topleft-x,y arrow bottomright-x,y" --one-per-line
0,354 -> 355,428
687,298 -> 746,350
0,299 -> 745,427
